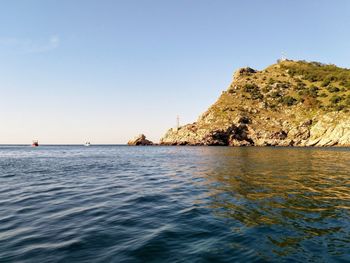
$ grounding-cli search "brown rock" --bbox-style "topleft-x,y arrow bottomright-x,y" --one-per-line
128,134 -> 153,146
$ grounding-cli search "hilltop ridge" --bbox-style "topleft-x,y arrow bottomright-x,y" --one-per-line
160,60 -> 350,146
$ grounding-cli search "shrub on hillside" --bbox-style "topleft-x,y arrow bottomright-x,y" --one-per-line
268,78 -> 275,85
281,96 -> 297,106
243,83 -> 259,92
252,93 -> 264,100
270,91 -> 281,98
330,95 -> 342,104
321,78 -> 332,87
298,88 -> 318,98
345,97 -> 350,106
334,105 -> 345,111
327,86 -> 340,93
304,75 -> 318,82
262,86 -> 270,93
309,85 -> 319,97
281,61 -> 350,85
296,82 -> 306,90
277,82 -> 290,89
243,83 -> 263,100
339,80 -> 350,89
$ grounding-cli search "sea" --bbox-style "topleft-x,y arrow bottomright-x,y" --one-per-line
0,146 -> 349,262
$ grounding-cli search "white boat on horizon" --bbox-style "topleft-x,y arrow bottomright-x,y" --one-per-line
84,142 -> 91,147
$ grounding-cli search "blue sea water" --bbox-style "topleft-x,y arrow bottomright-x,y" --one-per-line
0,146 -> 349,262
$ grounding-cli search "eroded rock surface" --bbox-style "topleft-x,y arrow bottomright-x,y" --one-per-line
128,134 -> 153,146
160,61 -> 350,147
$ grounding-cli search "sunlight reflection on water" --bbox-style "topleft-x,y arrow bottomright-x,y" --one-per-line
0,146 -> 349,262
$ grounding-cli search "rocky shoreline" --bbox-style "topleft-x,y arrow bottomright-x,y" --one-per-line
129,112 -> 350,147
159,112 -> 350,147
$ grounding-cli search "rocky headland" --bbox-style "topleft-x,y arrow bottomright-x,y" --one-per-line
160,60 -> 350,146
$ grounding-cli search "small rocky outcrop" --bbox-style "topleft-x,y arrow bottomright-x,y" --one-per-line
234,67 -> 257,79
128,134 -> 153,146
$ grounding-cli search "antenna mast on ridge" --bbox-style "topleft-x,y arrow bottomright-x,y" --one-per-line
176,115 -> 180,130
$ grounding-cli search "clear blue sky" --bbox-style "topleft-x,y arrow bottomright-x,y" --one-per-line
0,0 -> 349,144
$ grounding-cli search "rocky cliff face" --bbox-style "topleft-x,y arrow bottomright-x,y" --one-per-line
161,60 -> 350,146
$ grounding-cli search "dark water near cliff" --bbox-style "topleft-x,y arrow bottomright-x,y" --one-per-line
0,146 -> 349,262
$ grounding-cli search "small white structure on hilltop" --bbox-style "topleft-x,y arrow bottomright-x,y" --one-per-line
281,52 -> 287,61
277,52 -> 288,63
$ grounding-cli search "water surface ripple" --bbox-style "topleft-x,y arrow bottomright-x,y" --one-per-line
0,146 -> 349,262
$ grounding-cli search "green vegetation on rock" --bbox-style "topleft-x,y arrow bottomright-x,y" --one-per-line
160,60 -> 350,147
